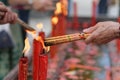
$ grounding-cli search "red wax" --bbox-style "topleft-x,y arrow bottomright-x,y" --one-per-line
39,32 -> 45,40
38,55 -> 48,80
91,0 -> 97,26
60,15 -> 66,35
33,39 -> 42,80
18,57 -> 28,80
73,2 -> 79,30
50,15 -> 58,58
38,32 -> 48,80
117,18 -> 120,53
50,46 -> 57,58
51,15 -> 58,37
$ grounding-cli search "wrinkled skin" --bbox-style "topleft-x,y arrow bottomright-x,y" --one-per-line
0,2 -> 17,24
83,21 -> 120,44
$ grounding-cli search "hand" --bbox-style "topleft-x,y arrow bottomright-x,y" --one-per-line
33,0 -> 55,11
83,21 -> 120,44
0,9 -> 18,24
0,2 -> 8,16
0,2 -> 17,24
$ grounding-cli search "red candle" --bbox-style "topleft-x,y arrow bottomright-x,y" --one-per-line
51,15 -> 59,36
59,15 -> 66,35
39,31 -> 45,40
18,56 -> 28,80
91,0 -> 97,26
38,55 -> 48,80
33,39 -> 41,80
38,32 -> 48,80
50,15 -> 59,58
73,2 -> 79,30
50,46 -> 57,58
117,17 -> 120,53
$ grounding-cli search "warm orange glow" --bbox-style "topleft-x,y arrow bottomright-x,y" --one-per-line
61,0 -> 68,16
36,23 -> 43,30
25,24 -> 50,53
23,38 -> 30,54
36,36 -> 44,48
54,2 -> 62,15
35,36 -> 49,52
51,16 -> 58,25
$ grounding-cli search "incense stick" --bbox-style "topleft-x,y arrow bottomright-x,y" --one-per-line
44,33 -> 89,46
16,18 -> 35,31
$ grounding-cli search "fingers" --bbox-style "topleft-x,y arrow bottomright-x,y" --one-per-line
85,28 -> 99,44
0,11 -> 5,16
7,11 -> 17,24
0,11 -> 17,24
0,12 -> 7,24
9,13 -> 18,24
0,4 -> 8,12
85,33 -> 96,44
83,25 -> 98,44
83,26 -> 97,33
0,2 -> 4,5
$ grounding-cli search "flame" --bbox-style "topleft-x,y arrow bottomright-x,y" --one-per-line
25,23 -> 50,53
36,23 -> 43,30
54,1 -> 68,16
61,0 -> 68,16
23,38 -> 30,54
35,36 -> 50,53
51,16 -> 58,25
26,30 -> 37,38
54,2 -> 62,15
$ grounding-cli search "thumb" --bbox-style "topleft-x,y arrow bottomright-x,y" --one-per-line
83,26 -> 97,33
85,34 -> 95,44
85,30 -> 98,44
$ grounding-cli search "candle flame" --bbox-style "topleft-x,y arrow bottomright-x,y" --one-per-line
61,0 -> 68,16
36,23 -> 43,30
52,16 -> 58,25
35,36 -> 50,53
26,30 -> 37,38
54,2 -> 62,15
25,23 -> 50,53
23,38 -> 30,54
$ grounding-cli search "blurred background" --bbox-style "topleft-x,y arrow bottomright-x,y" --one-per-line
1,0 -> 120,80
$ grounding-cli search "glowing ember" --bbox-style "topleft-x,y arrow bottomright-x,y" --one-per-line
23,38 -> 30,54
54,2 -> 62,15
52,16 -> 58,25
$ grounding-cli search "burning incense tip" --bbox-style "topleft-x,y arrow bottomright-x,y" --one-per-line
44,33 -> 90,46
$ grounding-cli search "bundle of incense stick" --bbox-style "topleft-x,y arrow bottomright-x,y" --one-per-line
44,33 -> 89,46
